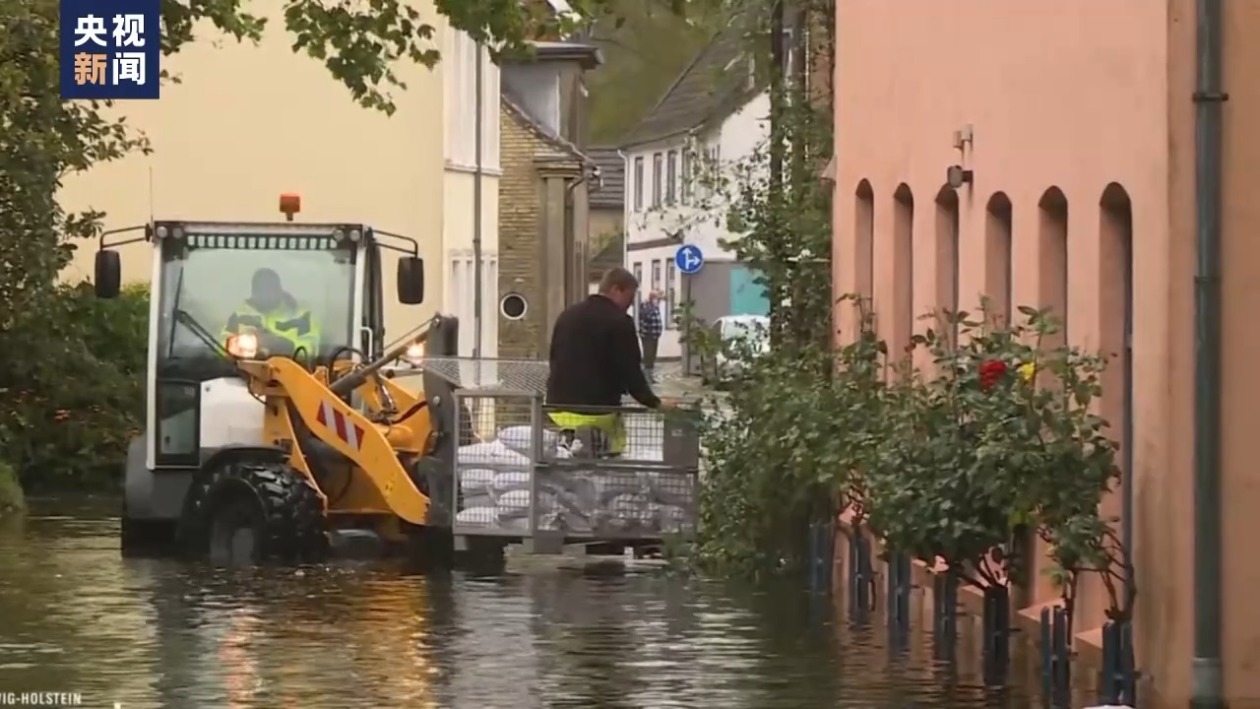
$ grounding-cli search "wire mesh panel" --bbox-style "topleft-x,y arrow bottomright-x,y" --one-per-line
531,467 -> 697,539
422,357 -> 552,394
533,406 -> 699,540
452,391 -> 540,535
440,359 -> 703,543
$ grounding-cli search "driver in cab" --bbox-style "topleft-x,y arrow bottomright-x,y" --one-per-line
223,267 -> 320,358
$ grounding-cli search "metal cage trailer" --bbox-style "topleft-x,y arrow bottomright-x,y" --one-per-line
419,357 -> 700,556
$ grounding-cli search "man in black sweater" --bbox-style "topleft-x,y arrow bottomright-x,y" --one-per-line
546,267 -> 675,455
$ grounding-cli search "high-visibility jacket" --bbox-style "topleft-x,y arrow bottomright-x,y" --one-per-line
548,410 -> 627,455
222,300 -> 321,357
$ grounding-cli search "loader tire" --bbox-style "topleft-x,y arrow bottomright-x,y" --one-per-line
184,459 -> 327,565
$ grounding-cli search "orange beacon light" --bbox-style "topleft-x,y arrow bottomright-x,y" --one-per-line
279,193 -> 301,221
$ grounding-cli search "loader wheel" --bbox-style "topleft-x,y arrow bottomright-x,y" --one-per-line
186,459 -> 327,565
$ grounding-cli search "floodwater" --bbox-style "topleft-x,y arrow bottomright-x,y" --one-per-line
0,498 -> 1037,708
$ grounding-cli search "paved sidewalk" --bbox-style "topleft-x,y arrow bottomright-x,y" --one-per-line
651,361 -> 707,397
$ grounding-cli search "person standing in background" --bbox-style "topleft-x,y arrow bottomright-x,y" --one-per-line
638,290 -> 663,383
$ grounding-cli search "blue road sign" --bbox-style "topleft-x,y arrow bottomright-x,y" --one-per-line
675,244 -> 705,274
60,0 -> 161,100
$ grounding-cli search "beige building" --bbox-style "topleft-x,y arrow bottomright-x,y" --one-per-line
58,2 -> 499,347
831,0 -> 1260,705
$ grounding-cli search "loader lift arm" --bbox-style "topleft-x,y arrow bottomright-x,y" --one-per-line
232,318 -> 450,527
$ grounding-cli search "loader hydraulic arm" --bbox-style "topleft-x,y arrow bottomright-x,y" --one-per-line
328,316 -> 442,397
239,357 -> 431,525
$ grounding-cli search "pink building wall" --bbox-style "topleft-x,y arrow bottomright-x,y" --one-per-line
829,1 -> 1235,704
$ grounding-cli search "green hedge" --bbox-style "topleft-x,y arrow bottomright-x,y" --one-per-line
0,281 -> 148,493
0,460 -> 24,515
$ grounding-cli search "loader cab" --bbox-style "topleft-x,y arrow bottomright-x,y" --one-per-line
93,203 -> 425,475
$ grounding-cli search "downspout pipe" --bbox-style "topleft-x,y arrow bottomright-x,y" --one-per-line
1191,0 -> 1226,706
473,41 -> 485,360
565,168 -> 592,305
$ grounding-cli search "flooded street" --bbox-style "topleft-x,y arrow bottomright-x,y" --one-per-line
0,498 -> 1035,708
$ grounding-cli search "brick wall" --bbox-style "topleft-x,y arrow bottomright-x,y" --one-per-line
498,105 -> 546,359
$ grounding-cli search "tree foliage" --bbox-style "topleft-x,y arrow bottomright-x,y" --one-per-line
0,0 -> 643,491
0,284 -> 148,490
584,0 -> 718,143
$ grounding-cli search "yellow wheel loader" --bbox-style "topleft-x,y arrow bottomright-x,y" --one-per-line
94,197 -> 468,563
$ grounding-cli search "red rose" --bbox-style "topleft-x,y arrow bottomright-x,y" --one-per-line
978,359 -> 1008,391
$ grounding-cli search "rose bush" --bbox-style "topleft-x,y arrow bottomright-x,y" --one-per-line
692,300 -> 1131,620
862,306 -> 1127,611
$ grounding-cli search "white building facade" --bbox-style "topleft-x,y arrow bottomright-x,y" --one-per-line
621,91 -> 770,359
442,28 -> 501,358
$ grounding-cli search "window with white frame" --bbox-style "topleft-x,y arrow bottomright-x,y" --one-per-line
632,262 -> 643,320
651,259 -> 661,302
666,150 -> 678,204
633,157 -> 644,211
704,144 -> 721,197
665,259 -> 677,329
680,148 -> 691,204
446,251 -> 499,357
652,153 -> 663,207
443,31 -> 500,171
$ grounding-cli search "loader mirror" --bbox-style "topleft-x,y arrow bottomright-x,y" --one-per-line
397,256 -> 425,305
94,250 -> 121,299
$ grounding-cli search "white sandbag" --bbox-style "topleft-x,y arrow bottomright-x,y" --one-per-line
498,515 -> 530,532
640,502 -> 664,524
549,473 -> 599,513
496,489 -> 573,515
605,492 -> 651,516
538,511 -> 591,533
497,489 -> 531,510
461,492 -> 495,509
495,503 -> 529,521
455,507 -> 499,526
497,425 -> 558,456
591,472 -> 652,505
538,486 -> 592,521
641,471 -> 693,507
654,504 -> 689,534
459,468 -> 496,494
591,512 -> 636,533
457,440 -> 530,466
491,470 -> 532,495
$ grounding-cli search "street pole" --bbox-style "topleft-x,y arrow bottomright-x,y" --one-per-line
1191,0 -> 1225,706
472,39 -> 485,359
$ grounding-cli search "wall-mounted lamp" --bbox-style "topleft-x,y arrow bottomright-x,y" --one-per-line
946,165 -> 973,190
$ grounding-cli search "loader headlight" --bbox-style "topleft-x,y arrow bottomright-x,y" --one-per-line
404,341 -> 425,365
227,332 -> 259,359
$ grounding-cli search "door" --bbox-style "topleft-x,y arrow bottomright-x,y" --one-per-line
729,265 -> 770,316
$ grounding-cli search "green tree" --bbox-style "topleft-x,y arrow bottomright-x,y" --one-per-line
584,0 -> 717,143
0,0 -> 652,490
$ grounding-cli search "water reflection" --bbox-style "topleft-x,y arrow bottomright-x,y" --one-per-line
0,500 -> 1034,708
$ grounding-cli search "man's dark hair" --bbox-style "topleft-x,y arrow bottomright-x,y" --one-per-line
598,267 -> 638,293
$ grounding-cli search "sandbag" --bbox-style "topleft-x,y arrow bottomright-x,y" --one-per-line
640,471 -> 693,507
455,507 -> 499,526
496,489 -> 532,510
459,468 -> 496,494
497,425 -> 559,456
457,440 -> 529,467
490,470 -> 532,496
461,491 -> 495,509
